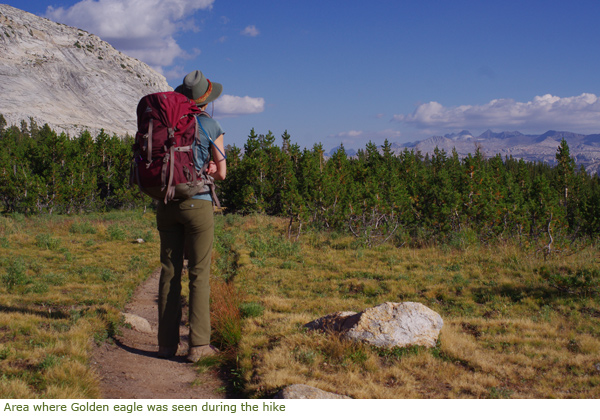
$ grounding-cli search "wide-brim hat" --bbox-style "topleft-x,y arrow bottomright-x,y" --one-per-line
175,70 -> 223,105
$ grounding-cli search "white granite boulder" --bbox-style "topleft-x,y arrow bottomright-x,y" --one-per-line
305,302 -> 443,348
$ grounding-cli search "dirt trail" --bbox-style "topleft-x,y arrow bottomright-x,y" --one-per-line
91,268 -> 225,399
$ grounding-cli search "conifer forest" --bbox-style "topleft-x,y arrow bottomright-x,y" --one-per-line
1,117 -> 600,248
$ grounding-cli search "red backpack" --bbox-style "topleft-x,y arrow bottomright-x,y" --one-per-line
130,91 -> 216,204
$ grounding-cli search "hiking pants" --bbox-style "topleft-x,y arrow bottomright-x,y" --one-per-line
156,199 -> 214,348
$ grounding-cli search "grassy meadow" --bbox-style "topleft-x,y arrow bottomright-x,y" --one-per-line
222,214 -> 600,399
0,210 -> 159,398
1,210 -> 599,398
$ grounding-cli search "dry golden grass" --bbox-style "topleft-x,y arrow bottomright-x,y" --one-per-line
2,210 -> 599,399
0,211 -> 159,398
222,214 -> 600,398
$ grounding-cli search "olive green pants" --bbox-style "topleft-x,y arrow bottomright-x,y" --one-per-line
156,199 -> 214,348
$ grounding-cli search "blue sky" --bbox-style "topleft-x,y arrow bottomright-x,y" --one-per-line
10,0 -> 600,151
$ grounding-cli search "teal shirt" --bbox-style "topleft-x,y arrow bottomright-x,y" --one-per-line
192,114 -> 225,201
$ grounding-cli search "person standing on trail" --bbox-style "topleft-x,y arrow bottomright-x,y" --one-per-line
156,70 -> 227,363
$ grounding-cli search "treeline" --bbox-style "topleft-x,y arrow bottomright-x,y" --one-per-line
220,129 -> 600,246
2,118 -> 599,246
0,117 -> 146,213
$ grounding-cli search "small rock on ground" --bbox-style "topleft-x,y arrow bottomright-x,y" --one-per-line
275,384 -> 350,399
121,312 -> 153,334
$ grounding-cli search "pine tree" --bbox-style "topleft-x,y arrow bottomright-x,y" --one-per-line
244,128 -> 260,156
423,147 -> 460,236
277,131 -> 304,236
322,144 -> 353,229
0,123 -> 42,213
553,138 -> 583,235
0,114 -> 6,137
220,144 -> 243,211
555,138 -> 575,203
297,143 -> 326,227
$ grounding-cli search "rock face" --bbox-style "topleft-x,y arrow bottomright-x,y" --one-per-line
0,4 -> 171,137
305,302 -> 443,348
275,384 -> 350,399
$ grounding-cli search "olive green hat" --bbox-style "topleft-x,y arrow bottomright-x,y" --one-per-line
175,70 -> 223,105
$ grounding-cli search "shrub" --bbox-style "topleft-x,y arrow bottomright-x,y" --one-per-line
239,302 -> 264,319
100,269 -> 117,282
2,258 -> 30,291
545,267 -> 600,298
247,235 -> 300,260
128,255 -> 146,271
35,234 -> 61,250
26,282 -> 49,294
69,221 -> 97,234
107,224 -> 126,241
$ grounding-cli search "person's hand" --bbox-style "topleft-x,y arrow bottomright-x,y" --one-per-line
206,161 -> 217,175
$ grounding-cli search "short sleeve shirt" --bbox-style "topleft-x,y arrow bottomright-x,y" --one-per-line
192,114 -> 225,201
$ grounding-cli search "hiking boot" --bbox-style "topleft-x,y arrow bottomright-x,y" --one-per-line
157,346 -> 177,359
187,345 -> 219,363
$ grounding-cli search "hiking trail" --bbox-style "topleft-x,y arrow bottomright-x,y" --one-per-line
91,268 -> 225,399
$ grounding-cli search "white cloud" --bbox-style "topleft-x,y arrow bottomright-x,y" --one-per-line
393,93 -> 600,132
334,130 -> 364,138
214,94 -> 265,117
330,129 -> 402,141
45,0 -> 214,69
241,25 -> 260,37
378,129 -> 403,139
163,65 -> 185,81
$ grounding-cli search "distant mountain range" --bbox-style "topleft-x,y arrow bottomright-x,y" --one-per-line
329,130 -> 600,174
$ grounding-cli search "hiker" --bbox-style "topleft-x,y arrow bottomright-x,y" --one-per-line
156,70 -> 226,363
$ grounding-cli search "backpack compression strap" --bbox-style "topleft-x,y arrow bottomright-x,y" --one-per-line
145,119 -> 153,168
162,128 -> 177,203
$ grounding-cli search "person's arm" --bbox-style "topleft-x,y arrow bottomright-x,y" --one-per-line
209,134 -> 227,180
